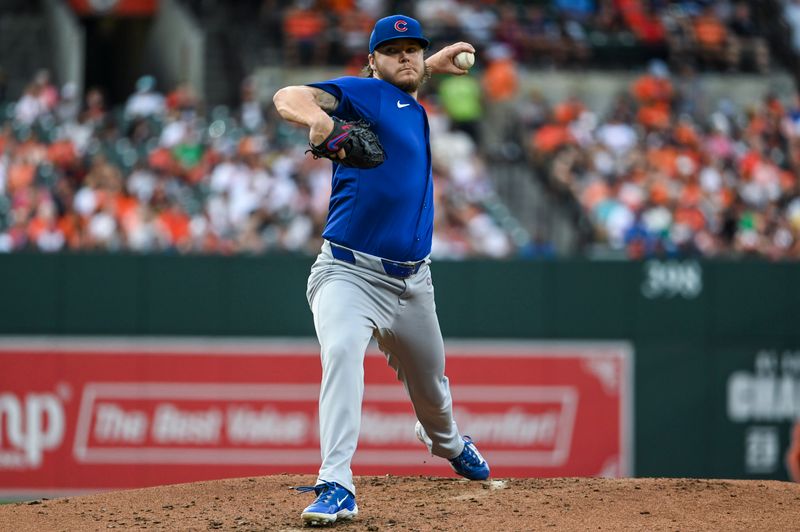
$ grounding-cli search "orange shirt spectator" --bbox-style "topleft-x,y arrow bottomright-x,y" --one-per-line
648,146 -> 679,177
158,205 -> 191,247
58,213 -> 82,249
482,58 -> 519,103
637,103 -> 670,130
718,187 -> 735,210
648,179 -> 671,205
693,10 -> 728,49
149,147 -> 176,174
47,139 -> 77,169
617,0 -> 665,44
746,113 -> 768,136
115,194 -> 138,223
739,151 -> 761,179
632,74 -> 673,104
674,123 -> 700,147
780,170 -> 797,193
532,124 -> 573,154
284,7 -> 325,40
674,205 -> 705,232
166,83 -> 198,112
324,0 -> 354,15
27,214 -> 49,243
7,163 -> 36,194
553,99 -> 585,124
764,95 -> 785,118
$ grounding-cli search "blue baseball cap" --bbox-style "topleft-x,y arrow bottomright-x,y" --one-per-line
369,15 -> 429,54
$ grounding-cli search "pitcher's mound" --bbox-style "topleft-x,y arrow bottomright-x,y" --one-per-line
2,475 -> 799,531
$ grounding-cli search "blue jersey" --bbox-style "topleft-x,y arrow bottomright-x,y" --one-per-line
307,76 -> 433,262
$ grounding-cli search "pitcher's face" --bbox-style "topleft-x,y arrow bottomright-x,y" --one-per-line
370,39 -> 427,93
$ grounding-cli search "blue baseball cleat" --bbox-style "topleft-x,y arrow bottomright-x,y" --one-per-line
448,436 -> 491,480
296,481 -> 358,526
415,421 -> 490,480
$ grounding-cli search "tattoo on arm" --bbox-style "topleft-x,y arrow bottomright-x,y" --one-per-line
312,89 -> 339,113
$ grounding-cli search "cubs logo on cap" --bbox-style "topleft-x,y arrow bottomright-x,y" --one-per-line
369,15 -> 429,54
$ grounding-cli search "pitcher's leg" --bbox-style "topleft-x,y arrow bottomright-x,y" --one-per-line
378,304 -> 463,459
311,278 -> 375,495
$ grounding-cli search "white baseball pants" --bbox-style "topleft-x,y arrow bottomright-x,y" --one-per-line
306,240 -> 464,495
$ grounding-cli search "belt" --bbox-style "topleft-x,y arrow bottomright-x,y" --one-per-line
329,242 -> 425,279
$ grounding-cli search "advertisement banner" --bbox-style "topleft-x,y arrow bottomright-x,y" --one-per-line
0,339 -> 632,496
719,347 -> 800,479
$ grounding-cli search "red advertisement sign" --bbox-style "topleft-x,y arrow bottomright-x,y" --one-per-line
0,339 -> 632,496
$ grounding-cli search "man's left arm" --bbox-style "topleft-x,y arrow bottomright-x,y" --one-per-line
425,42 -> 476,76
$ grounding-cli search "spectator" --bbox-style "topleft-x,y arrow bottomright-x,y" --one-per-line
337,9 -> 374,65
124,75 -> 166,120
727,1 -> 769,73
56,82 -> 80,124
618,0 -> 666,48
662,3 -> 696,68
28,198 -> 65,252
14,84 -> 47,125
239,77 -> 265,133
596,110 -> 636,157
438,73 -> 482,142
631,59 -> 673,131
83,87 -> 107,126
691,4 -> 733,70
282,0 -> 329,66
33,69 -> 59,111
482,44 -> 519,155
165,81 -> 200,116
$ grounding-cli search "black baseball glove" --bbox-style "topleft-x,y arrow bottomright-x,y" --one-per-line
307,117 -> 386,169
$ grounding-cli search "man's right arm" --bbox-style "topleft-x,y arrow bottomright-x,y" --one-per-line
272,86 -> 340,147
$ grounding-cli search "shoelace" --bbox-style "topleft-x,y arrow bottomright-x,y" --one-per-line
456,437 -> 483,465
294,481 -> 339,503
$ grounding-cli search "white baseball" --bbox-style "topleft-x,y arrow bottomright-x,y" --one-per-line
454,51 -> 475,70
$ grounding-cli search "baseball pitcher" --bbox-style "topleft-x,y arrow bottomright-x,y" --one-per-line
273,14 -> 489,526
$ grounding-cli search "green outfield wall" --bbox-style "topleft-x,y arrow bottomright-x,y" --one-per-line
1,253 -> 798,480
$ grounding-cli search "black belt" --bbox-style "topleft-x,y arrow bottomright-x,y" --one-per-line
330,244 -> 424,279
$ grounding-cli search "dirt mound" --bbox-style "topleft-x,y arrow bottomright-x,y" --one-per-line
1,475 -> 799,531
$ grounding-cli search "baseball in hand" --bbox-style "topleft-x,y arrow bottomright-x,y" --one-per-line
453,51 -> 475,70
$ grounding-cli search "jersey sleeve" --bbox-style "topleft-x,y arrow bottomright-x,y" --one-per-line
306,77 -> 381,123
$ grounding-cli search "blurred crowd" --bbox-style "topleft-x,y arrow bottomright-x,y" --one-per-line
4,0 -> 800,259
0,71 -> 516,257
245,0 -> 773,73
524,60 -> 800,259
